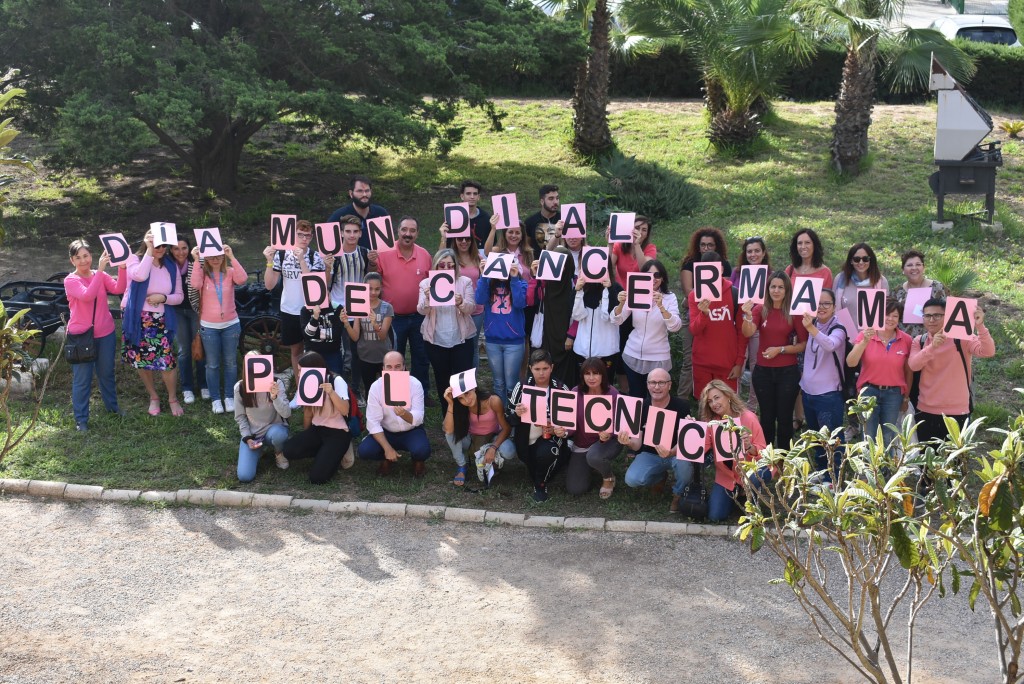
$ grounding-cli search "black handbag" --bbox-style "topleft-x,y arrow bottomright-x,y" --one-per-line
677,470 -> 709,519
65,300 -> 98,365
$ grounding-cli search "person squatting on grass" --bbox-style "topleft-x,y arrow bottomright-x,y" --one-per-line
357,351 -> 431,477
234,351 -> 292,481
443,383 -> 516,487
281,351 -> 353,484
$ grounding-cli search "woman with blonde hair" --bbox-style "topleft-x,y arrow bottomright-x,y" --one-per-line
417,248 -> 477,405
190,243 -> 248,414
697,379 -> 768,522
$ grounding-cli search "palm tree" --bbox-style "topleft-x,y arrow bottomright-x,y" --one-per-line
0,89 -> 35,244
623,0 -> 815,148
783,0 -> 975,173
542,0 -> 615,158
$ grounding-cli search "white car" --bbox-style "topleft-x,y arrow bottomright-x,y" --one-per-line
928,15 -> 1022,48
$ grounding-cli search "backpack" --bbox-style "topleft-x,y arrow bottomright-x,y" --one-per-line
823,320 -> 858,400
347,384 -> 364,435
909,334 -> 972,412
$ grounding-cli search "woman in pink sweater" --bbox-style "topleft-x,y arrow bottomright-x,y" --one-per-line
191,244 -> 248,414
64,239 -> 128,431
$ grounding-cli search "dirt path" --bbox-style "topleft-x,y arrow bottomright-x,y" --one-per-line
0,497 -> 998,683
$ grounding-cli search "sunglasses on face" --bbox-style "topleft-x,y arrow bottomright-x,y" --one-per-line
851,256 -> 871,263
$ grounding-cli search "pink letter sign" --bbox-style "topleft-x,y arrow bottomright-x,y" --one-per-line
579,247 -> 609,283
676,419 -> 708,462
626,273 -> 654,310
643,406 -> 678,452
560,203 -> 587,239
450,368 -> 477,398
270,215 -> 296,250
791,277 -> 823,315
535,250 -> 568,281
428,270 -> 457,306
710,421 -> 740,462
150,222 -> 177,247
243,355 -> 275,394
607,212 -> 636,243
383,370 -> 412,409
519,386 -> 548,426
549,389 -> 578,430
857,289 -> 887,330
301,272 -> 330,309
737,265 -> 769,305
614,395 -> 644,438
315,222 -> 343,256
343,283 -> 371,318
492,193 -> 519,231
443,203 -> 471,239
296,368 -> 326,407
693,262 -> 723,302
367,216 -> 396,253
902,287 -> 932,325
99,233 -> 132,266
482,252 -> 515,280
943,297 -> 978,341
194,228 -> 224,257
582,395 -> 614,434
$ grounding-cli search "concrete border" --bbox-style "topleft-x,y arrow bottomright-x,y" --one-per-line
0,478 -> 742,538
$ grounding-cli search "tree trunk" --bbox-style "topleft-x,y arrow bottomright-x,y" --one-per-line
703,77 -> 727,118
831,43 -> 877,174
571,0 -> 613,158
190,117 -> 264,195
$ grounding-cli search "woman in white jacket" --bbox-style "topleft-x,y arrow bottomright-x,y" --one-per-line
611,259 -> 683,397
571,274 -> 623,382
417,248 -> 477,406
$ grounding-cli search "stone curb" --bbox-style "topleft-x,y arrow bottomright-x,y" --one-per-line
0,480 -> 744,539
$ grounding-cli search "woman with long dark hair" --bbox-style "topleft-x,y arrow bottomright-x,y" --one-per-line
169,235 -> 207,404
735,236 -> 770,407
64,239 -> 128,431
565,357 -> 622,498
834,242 -> 889,325
785,229 -> 833,288
677,227 -> 733,399
443,384 -> 515,486
475,256 -> 527,407
281,351 -> 353,484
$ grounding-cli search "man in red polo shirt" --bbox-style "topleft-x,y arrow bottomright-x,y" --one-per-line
368,216 -> 434,405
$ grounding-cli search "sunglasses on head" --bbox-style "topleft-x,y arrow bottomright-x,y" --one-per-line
744,236 -> 764,245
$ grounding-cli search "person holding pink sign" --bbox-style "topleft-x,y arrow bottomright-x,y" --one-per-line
486,223 -> 537,339
416,249 -> 477,406
834,243 -> 889,326
570,273 -> 622,380
799,288 -> 848,477
122,230 -> 184,417
340,273 -> 394,392
566,358 -> 622,498
233,352 -> 292,482
609,215 -> 656,288
440,222 -> 486,367
508,349 -> 572,502
698,380 -> 768,522
687,252 -> 745,401
191,244 -> 247,414
64,239 -> 128,431
785,229 -> 833,289
326,175 -> 389,251
621,368 -> 694,512
678,228 -> 734,400
169,235 -> 207,405
735,236 -> 771,407
358,352 -> 431,477
741,271 -> 807,449
281,352 -> 352,484
893,250 -> 946,338
909,298 -> 994,445
846,299 -> 912,452
443,384 -> 515,486
611,259 -> 683,398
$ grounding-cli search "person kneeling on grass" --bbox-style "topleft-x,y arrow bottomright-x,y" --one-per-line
357,351 -> 431,477
234,351 -> 292,482
281,351 -> 353,484
443,383 -> 516,487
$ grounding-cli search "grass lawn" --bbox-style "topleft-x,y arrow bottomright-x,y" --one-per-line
1,98 -> 1022,521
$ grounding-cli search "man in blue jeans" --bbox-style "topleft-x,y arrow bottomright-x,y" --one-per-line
620,368 -> 695,513
357,351 -> 431,477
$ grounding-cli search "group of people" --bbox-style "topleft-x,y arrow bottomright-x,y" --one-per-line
63,177 -> 996,520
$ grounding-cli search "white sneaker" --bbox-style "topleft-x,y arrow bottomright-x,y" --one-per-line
211,400 -> 225,415
182,391 -> 195,404
224,397 -> 234,412
201,388 -> 211,400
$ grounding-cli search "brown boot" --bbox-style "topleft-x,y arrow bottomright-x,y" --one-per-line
413,460 -> 426,478
670,494 -> 682,514
377,459 -> 392,476
650,472 -> 668,497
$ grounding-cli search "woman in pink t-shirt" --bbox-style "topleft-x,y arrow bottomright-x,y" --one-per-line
64,239 -> 128,431
191,244 -> 248,415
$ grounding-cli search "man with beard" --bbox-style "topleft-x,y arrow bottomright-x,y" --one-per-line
327,175 -> 389,251
523,184 -> 560,255
368,216 -> 434,405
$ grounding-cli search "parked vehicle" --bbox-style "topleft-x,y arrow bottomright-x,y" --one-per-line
929,15 -> 1021,48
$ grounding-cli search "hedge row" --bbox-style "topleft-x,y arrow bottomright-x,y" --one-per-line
1011,0 -> 1024,40
494,43 -> 1024,108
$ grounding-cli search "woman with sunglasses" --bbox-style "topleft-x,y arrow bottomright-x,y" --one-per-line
834,243 -> 889,325
122,230 -> 185,416
417,248 -> 477,406
785,229 -> 833,288
612,259 -> 683,398
741,270 -> 807,448
441,225 -> 487,367
735,236 -> 771,407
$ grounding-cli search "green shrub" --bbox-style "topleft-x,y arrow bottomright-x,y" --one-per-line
1011,0 -> 1024,39
589,151 -> 703,223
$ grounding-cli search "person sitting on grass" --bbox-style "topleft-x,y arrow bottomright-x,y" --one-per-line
443,383 -> 515,487
566,356 -> 622,499
281,351 -> 352,484
357,351 -> 431,477
234,351 -> 292,482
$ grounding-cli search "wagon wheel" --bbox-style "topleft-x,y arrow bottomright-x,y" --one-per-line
15,313 -> 46,361
241,315 -> 290,373
47,271 -> 71,283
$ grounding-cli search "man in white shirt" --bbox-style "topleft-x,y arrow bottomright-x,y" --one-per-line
357,351 -> 431,476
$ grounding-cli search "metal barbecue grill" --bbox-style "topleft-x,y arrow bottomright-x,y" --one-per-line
928,56 -> 1003,224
